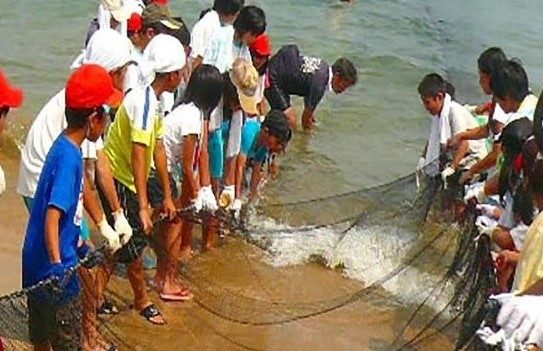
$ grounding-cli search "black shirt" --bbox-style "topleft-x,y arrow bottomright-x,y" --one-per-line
267,45 -> 330,110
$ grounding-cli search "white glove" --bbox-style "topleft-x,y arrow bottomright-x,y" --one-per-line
191,191 -> 203,212
441,166 -> 455,184
497,295 -> 543,341
231,198 -> 242,218
219,185 -> 235,209
464,185 -> 487,204
98,216 -> 122,252
112,209 -> 133,245
476,204 -> 498,218
0,165 -> 5,196
475,215 -> 497,237
200,186 -> 218,212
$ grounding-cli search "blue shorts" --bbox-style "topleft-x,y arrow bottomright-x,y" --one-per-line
209,123 -> 230,179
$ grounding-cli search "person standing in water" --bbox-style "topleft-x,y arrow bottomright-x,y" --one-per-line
264,44 -> 357,131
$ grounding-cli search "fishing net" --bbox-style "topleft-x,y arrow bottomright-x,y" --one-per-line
0,166 -> 497,350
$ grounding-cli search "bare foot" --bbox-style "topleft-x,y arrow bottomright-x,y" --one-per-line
178,247 -> 193,262
201,241 -> 218,253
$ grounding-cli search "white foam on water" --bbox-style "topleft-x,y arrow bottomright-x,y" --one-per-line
247,215 -> 455,313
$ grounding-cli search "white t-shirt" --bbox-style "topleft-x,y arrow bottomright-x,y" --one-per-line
504,94 -> 539,125
190,10 -> 221,60
255,74 -> 266,104
424,116 -> 441,176
203,25 -> 251,74
17,89 -> 103,198
226,110 -> 244,158
203,26 -> 251,131
498,192 -> 516,229
438,94 -> 487,160
163,102 -> 203,174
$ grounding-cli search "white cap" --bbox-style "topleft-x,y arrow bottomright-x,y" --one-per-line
82,29 -> 131,72
101,0 -> 131,22
143,34 -> 186,74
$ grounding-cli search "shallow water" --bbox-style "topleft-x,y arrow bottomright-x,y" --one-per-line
1,1 -> 543,348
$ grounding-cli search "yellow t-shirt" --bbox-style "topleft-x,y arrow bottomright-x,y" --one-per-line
104,87 -> 164,193
513,210 -> 543,294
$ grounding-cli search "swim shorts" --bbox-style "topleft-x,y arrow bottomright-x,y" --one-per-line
28,293 -> 82,350
147,169 -> 180,209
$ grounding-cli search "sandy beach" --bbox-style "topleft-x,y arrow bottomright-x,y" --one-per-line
0,143 -> 456,350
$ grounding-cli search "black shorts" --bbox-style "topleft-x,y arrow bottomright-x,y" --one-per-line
97,179 -> 148,264
28,293 -> 82,350
264,76 -> 291,111
147,170 -> 179,209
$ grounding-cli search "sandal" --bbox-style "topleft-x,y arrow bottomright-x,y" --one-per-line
97,300 -> 119,315
159,287 -> 194,302
139,304 -> 165,325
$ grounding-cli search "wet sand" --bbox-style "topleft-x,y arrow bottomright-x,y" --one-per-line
0,151 -> 456,350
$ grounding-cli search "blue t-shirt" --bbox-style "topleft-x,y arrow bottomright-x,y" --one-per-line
22,134 -> 84,300
241,119 -> 268,164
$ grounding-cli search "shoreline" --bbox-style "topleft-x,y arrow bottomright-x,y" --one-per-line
0,151 -> 456,350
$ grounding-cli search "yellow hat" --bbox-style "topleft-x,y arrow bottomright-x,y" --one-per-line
229,58 -> 259,115
238,93 -> 258,115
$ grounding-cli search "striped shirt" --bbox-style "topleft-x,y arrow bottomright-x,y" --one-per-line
104,86 -> 164,193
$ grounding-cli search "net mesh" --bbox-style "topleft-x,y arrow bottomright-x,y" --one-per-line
0,167 -> 497,350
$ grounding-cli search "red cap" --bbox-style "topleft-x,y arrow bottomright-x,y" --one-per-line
65,64 -> 122,109
127,13 -> 143,32
250,33 -> 271,57
153,0 -> 169,4
0,70 -> 23,109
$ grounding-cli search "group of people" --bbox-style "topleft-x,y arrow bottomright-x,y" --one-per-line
417,47 -> 543,350
0,0 -> 358,350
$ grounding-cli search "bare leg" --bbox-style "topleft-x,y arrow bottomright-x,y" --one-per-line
179,180 -> 194,261
94,255 -> 115,309
202,179 -> 220,250
283,107 -> 297,131
152,221 -> 168,291
162,221 -> 183,294
127,256 -> 165,325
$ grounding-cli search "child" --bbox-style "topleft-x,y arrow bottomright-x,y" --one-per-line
22,64 -> 114,351
0,70 -> 23,196
465,60 -> 539,203
220,58 -> 260,214
18,29 -> 132,248
448,47 -> 507,184
249,33 -> 272,116
126,3 -> 190,115
99,34 -> 183,325
157,64 -> 222,287
417,73 -> 487,182
190,0 -> 244,70
492,120 -> 534,251
238,110 -> 292,201
264,45 -> 357,131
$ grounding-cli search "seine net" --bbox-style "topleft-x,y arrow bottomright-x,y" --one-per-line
0,166 -> 495,350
